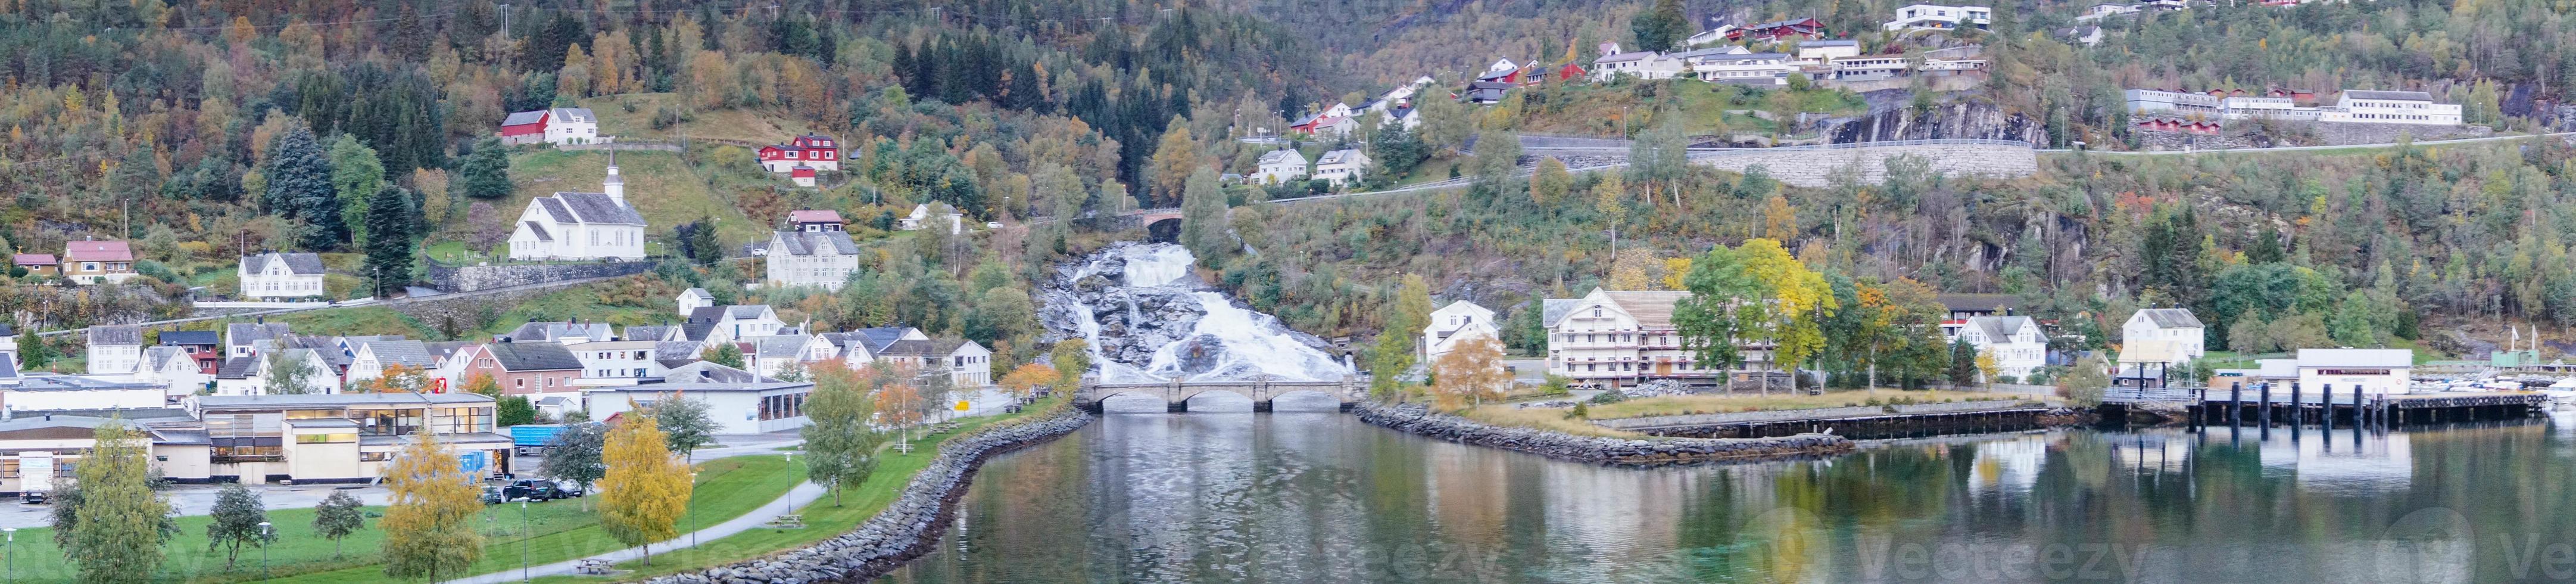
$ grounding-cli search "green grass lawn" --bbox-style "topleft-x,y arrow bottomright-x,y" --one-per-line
4,455 -> 800,584
501,149 -> 762,244
528,400 -> 1061,582
478,285 -> 679,340
265,307 -> 441,340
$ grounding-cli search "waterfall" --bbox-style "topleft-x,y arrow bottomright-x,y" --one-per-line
1042,243 -> 1351,383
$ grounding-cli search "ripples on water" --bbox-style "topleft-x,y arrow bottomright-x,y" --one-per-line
883,408 -> 2576,583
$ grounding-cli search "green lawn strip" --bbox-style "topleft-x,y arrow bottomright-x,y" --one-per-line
266,306 -> 440,339
532,403 -> 1058,582
5,454 -> 800,584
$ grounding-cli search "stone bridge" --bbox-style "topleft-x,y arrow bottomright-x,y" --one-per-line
1076,379 -> 1363,412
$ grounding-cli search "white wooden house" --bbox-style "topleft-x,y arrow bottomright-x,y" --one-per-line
2121,308 -> 2206,362
508,164 -> 647,262
1254,150 -> 1309,185
238,253 -> 326,300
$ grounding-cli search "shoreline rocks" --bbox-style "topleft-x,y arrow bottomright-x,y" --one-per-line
1352,402 -> 1854,465
639,407 -> 1094,584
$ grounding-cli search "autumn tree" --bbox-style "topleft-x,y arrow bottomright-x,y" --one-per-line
313,490 -> 366,559
1367,275 -> 1436,397
61,421 -> 173,584
2060,354 -> 2113,406
1147,122 -> 1200,206
382,429 -> 482,581
1676,239 -> 1838,394
1048,339 -> 1092,390
997,362 -> 1059,399
205,484 -> 273,569
462,372 -> 500,397
1530,157 -> 1572,205
1595,173 -> 1628,254
266,353 -> 320,394
803,362 -> 885,506
1430,337 -> 1511,409
1178,167 -> 1230,268
601,408 -> 694,567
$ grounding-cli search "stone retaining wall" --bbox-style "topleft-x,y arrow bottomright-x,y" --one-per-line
641,407 -> 1094,584
1694,143 -> 2038,188
1592,399 -> 2035,430
426,260 -> 657,293
1352,402 -> 1852,465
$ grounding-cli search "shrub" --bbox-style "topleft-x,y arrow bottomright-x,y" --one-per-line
1588,389 -> 1629,404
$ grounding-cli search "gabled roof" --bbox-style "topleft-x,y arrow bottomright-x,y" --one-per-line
64,240 -> 133,262
505,321 -> 616,343
12,253 -> 57,265
501,110 -> 549,126
423,341 -> 474,364
853,327 -> 919,353
484,342 -> 583,372
2343,89 -> 2434,102
770,231 -> 859,256
1257,150 -> 1308,166
1936,293 -> 2019,313
625,325 -> 676,342
142,345 -> 191,371
880,338 -> 968,357
1598,291 -> 1691,328
653,340 -> 704,367
522,221 -> 553,242
661,361 -> 769,384
244,252 -> 326,275
788,209 -> 845,224
725,305 -> 773,319
1594,51 -> 1660,64
159,330 -> 220,347
536,197 -> 578,223
356,339 -> 436,368
1967,315 -> 2037,341
749,334 -> 818,358
1317,149 -> 1366,166
680,319 -> 718,344
549,107 -> 596,123
681,288 -> 713,301
227,322 -> 292,346
549,192 -> 647,226
2132,308 -> 2204,329
216,356 -> 261,379
88,324 -> 143,346
1542,299 -> 1579,328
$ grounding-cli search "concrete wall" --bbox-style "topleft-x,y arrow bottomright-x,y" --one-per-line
1594,398 -> 2035,430
1694,142 -> 2039,188
426,260 -> 657,293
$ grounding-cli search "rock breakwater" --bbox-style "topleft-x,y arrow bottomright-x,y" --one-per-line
1352,403 -> 1853,465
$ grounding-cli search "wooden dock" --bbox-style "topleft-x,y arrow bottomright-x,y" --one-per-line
2165,383 -> 2549,428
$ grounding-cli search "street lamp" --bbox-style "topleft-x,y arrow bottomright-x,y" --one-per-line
520,500 -> 531,582
5,527 -> 17,581
688,471 -> 701,549
257,521 -> 273,579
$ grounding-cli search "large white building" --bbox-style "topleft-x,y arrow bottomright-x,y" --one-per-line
238,252 -> 326,300
765,230 -> 860,290
1590,51 -> 1687,81
85,325 -> 144,375
508,164 -> 648,262
2122,308 -> 2206,362
1422,300 -> 1500,362
1691,52 -> 1798,85
2320,90 -> 2462,126
1542,289 -> 1776,389
1948,315 -> 2047,381
1884,4 -> 1991,30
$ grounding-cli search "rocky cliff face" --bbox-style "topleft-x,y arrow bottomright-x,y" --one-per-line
1822,91 -> 2047,144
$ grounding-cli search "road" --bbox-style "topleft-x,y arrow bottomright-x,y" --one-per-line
36,272 -> 647,337
2037,131 -> 2576,155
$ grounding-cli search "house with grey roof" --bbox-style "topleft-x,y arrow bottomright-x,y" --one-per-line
745,334 -> 837,378
496,107 -> 602,145
1948,315 -> 2047,380
765,229 -> 861,290
877,337 -> 994,387
1312,149 -> 1373,188
238,252 -> 327,300
624,324 -> 681,343
1253,150 -> 1309,185
676,287 -> 715,318
347,339 -> 437,387
502,321 -> 618,344
2122,308 -> 2206,362
86,324 -> 144,375
508,163 -> 647,262
451,342 -> 585,396
225,322 -> 292,358
136,345 -> 211,397
681,305 -> 782,347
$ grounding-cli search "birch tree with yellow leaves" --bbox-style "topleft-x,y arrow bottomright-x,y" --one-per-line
381,429 -> 483,582
600,408 -> 694,567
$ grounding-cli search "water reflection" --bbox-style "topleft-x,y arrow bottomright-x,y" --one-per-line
885,415 -> 2569,583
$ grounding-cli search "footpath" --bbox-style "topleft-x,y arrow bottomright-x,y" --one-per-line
439,481 -> 827,584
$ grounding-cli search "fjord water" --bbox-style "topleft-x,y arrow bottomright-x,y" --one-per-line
885,406 -> 2576,583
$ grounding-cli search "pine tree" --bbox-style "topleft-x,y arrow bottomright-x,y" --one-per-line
312,490 -> 365,559
330,134 -> 388,248
381,430 -> 482,580
63,420 -> 173,584
600,408 -> 693,567
456,138 -> 514,200
362,186 -> 416,299
264,126 -> 344,249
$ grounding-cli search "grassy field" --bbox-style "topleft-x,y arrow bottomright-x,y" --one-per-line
527,399 -> 1063,583
1452,405 -> 1644,438
479,285 -> 681,338
497,149 -> 762,245
264,307 -> 440,339
6,455 -> 800,584
1582,389 -> 2020,421
575,94 -> 815,145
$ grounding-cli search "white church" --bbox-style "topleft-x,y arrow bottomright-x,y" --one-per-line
509,159 -> 648,262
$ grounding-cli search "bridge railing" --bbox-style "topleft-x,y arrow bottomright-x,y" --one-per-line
2103,386 -> 2200,403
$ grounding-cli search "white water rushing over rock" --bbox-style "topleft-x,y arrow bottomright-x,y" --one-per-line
1042,243 -> 1350,384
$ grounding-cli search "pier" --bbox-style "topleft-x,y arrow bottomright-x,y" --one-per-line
2105,383 -> 2549,427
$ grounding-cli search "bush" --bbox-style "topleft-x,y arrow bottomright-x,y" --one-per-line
1567,402 -> 1589,419
134,260 -> 182,284
1588,388 -> 1629,404
1539,374 -> 1573,396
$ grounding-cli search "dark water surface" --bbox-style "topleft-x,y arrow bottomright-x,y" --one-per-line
883,402 -> 2576,583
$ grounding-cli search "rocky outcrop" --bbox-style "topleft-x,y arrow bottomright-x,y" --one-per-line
1823,92 -> 2047,145
1692,142 -> 2038,188
1352,403 -> 1853,465
641,407 -> 1094,584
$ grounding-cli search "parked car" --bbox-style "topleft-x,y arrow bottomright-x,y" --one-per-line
481,486 -> 506,505
554,480 -> 588,498
504,479 -> 563,502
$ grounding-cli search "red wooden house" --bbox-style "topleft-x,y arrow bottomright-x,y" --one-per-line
758,134 -> 843,173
